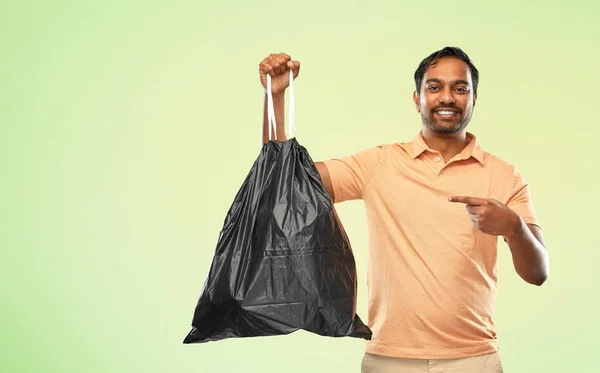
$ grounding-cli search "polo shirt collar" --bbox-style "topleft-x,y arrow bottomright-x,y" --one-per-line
410,130 -> 485,164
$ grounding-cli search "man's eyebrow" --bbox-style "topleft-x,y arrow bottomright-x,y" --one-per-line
453,80 -> 470,86
425,78 -> 470,86
425,78 -> 442,85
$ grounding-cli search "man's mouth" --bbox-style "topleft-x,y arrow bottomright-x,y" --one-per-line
434,109 -> 460,119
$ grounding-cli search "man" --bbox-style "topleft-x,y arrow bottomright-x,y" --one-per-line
258,47 -> 549,372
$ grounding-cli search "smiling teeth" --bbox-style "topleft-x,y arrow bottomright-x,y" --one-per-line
437,111 -> 456,115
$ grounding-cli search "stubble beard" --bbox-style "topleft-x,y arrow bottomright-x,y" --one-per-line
420,110 -> 472,135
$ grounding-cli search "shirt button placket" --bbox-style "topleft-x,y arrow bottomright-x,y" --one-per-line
434,155 -> 444,176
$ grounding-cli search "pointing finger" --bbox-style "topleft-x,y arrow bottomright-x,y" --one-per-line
448,196 -> 488,205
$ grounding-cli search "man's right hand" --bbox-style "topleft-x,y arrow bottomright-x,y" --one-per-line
259,53 -> 300,95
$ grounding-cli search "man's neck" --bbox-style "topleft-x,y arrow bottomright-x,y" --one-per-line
421,128 -> 470,162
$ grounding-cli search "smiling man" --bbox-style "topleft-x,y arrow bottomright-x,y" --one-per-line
258,47 -> 549,373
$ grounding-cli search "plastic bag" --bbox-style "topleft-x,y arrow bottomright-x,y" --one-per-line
183,72 -> 371,344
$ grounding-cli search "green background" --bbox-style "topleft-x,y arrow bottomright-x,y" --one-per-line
1,1 -> 597,372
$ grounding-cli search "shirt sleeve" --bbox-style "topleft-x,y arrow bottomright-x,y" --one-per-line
506,167 -> 541,228
322,146 -> 380,203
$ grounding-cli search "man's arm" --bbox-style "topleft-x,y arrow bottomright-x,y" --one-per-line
449,196 -> 549,286
260,93 -> 334,199
260,53 -> 297,144
315,162 -> 335,200
262,92 -> 287,144
504,221 -> 549,286
258,53 -> 335,199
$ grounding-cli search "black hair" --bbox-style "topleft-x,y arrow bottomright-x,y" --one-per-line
414,46 -> 479,96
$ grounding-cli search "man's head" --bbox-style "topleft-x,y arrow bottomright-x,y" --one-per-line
413,47 -> 479,135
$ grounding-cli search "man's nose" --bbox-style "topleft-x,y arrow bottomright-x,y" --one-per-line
438,88 -> 455,104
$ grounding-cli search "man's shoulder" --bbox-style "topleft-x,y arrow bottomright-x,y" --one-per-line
340,141 -> 410,159
482,150 -> 513,166
374,140 -> 414,155
480,149 -> 524,179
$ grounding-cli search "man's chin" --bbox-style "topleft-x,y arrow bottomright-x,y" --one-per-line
431,123 -> 464,134
421,114 -> 471,135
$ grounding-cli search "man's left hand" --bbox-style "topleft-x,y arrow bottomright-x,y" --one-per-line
448,196 -> 521,237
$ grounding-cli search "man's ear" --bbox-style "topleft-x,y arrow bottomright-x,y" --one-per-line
473,94 -> 477,107
413,91 -> 420,113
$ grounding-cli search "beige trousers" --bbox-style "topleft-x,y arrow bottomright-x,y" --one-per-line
361,351 -> 504,373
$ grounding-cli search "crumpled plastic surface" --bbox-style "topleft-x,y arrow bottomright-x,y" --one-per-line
183,138 -> 372,343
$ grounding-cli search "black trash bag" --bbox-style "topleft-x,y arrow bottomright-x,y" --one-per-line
183,138 -> 372,343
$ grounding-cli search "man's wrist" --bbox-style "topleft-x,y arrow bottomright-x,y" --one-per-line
505,212 -> 526,240
264,89 -> 286,98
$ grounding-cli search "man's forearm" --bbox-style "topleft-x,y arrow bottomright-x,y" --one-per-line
505,217 -> 549,286
262,92 -> 287,144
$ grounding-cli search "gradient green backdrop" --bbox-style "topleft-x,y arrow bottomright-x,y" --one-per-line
2,1 -> 597,372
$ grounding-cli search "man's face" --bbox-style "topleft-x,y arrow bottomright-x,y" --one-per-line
413,57 -> 476,135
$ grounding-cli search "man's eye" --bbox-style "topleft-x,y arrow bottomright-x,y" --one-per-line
455,87 -> 468,93
427,86 -> 439,91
